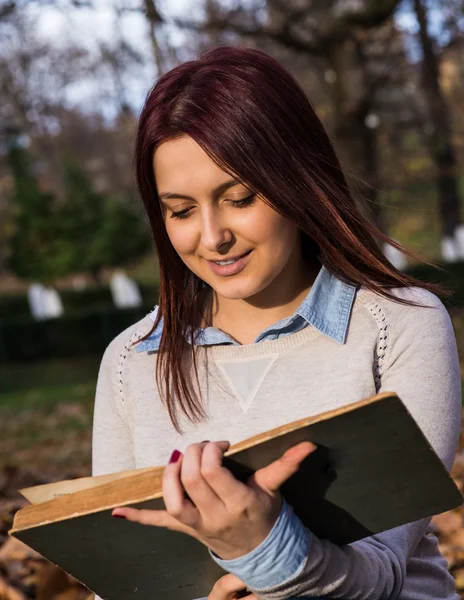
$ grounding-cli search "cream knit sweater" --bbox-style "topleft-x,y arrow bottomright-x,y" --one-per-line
92,286 -> 462,599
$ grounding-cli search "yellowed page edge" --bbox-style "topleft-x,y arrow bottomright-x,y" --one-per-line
11,467 -> 165,532
20,466 -> 160,504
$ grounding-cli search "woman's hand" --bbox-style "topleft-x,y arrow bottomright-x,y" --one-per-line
112,439 -> 315,560
208,573 -> 257,599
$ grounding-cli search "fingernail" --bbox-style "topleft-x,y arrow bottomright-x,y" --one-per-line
169,449 -> 181,463
201,440 -> 210,443
112,514 -> 126,519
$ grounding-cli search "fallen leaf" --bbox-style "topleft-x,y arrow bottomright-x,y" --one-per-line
433,511 -> 463,536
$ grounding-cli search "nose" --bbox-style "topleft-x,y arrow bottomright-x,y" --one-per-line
200,207 -> 233,253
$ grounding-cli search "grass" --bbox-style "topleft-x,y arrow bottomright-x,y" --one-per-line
0,358 -> 99,478
0,381 -> 96,410
0,355 -> 101,395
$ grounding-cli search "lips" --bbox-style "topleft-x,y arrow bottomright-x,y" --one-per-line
211,251 -> 251,265
206,250 -> 252,277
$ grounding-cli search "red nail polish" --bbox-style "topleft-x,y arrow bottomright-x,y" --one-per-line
169,449 -> 181,463
201,440 -> 210,443
112,514 -> 126,519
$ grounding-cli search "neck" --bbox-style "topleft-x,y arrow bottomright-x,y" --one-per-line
206,258 -> 319,345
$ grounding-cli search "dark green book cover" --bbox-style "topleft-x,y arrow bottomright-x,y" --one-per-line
11,392 -> 463,600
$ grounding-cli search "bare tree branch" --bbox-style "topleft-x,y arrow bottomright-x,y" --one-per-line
142,0 -> 165,76
172,0 -> 402,57
0,1 -> 16,21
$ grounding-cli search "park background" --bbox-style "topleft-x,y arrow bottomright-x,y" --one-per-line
1,0 -> 464,597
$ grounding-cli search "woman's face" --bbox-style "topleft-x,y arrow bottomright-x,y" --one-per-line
153,136 -> 303,303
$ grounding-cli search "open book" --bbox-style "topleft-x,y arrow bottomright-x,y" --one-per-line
9,392 -> 462,600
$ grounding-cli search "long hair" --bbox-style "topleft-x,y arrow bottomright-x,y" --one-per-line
135,46 -> 444,432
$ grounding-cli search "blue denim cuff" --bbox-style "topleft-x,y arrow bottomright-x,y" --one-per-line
208,499 -> 310,589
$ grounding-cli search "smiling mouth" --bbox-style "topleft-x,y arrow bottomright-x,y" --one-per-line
209,250 -> 252,266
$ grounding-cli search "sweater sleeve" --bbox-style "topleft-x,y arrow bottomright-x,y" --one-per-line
213,291 -> 461,600
92,336 -> 136,477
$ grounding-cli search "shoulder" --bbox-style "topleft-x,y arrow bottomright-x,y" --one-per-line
354,285 -> 457,363
95,309 -> 162,422
100,308 -> 159,369
356,285 -> 448,328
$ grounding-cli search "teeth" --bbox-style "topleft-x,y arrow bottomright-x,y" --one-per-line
215,259 -> 237,266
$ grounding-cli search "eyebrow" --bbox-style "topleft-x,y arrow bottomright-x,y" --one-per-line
158,178 -> 244,202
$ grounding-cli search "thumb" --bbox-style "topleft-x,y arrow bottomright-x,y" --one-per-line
249,441 -> 316,494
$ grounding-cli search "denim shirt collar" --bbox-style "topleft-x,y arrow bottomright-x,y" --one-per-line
136,266 -> 357,352
295,265 -> 357,343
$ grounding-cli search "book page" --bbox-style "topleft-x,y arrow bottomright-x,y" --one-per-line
20,466 -> 161,504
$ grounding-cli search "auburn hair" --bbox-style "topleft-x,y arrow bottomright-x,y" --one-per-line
135,46 -> 445,433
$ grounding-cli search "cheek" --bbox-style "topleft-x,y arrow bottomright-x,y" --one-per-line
165,222 -> 196,258
249,209 -> 299,251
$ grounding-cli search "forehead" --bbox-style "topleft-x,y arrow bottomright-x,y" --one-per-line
153,136 -> 233,191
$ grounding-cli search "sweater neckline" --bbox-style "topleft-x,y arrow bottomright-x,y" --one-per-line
196,324 -> 322,360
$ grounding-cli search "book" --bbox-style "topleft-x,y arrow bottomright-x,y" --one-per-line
9,391 -> 462,600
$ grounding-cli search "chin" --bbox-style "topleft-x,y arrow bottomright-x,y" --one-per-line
216,289 -> 253,300
211,278 -> 269,301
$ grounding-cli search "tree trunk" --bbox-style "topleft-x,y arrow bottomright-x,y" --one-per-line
143,0 -> 165,77
413,0 -> 462,237
328,37 -> 384,233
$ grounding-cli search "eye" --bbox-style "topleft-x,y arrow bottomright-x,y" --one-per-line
229,194 -> 256,208
170,207 -> 192,220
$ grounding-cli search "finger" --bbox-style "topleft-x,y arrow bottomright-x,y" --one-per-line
215,440 -> 231,452
208,574 -> 256,600
111,506 -> 192,535
180,441 -> 230,511
201,442 -> 250,511
249,441 -> 317,494
162,451 -> 199,527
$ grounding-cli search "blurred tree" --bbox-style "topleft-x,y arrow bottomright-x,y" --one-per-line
412,0 -> 462,242
0,8 -> 147,276
7,142 -> 76,282
0,7 -> 142,199
115,0 -> 179,76
7,146 -> 150,283
0,1 -> 16,21
142,0 -> 166,75
0,9 -> 90,275
87,196 -> 152,274
59,158 -> 151,283
0,11 -> 89,150
59,159 -> 107,282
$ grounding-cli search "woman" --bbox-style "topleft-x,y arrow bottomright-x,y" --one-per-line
92,46 -> 462,599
